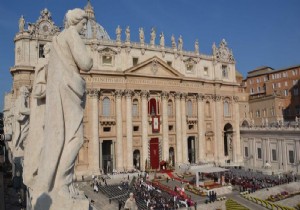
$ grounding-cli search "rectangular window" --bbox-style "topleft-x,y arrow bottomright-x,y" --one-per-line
103,127 -> 111,132
284,89 -> 288,96
133,126 -> 139,132
222,65 -> 228,78
204,67 -> 209,76
244,147 -> 248,157
285,81 -> 288,86
257,87 -> 261,92
168,125 -> 174,131
188,125 -> 194,130
256,78 -> 260,83
264,76 -> 268,81
289,150 -> 294,164
102,55 -> 112,65
292,70 -> 298,76
39,44 -> 45,58
272,149 -> 277,161
272,83 -> 276,89
257,148 -> 262,159
250,88 -> 254,94
249,80 -> 253,85
278,83 -> 281,88
293,80 -> 298,85
132,57 -> 139,66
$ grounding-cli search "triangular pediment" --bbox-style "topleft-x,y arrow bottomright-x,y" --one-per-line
124,56 -> 184,78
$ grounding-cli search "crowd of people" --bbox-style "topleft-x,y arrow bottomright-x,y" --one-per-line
224,168 -> 295,192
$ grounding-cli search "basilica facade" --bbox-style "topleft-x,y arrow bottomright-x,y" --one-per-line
4,2 -> 247,176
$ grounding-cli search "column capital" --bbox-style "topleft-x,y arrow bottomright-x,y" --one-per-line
87,89 -> 99,98
140,90 -> 149,98
124,89 -> 133,98
174,92 -> 181,100
181,92 -> 187,100
160,91 -> 169,100
212,94 -> 222,102
197,93 -> 205,101
114,89 -> 123,98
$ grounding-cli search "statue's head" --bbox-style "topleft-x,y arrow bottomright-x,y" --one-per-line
64,8 -> 88,31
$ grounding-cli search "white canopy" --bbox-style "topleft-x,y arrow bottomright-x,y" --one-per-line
190,166 -> 229,174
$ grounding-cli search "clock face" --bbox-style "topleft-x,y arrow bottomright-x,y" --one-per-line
39,21 -> 51,34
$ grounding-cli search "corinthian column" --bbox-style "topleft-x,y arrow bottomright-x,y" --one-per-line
181,93 -> 188,163
125,90 -> 133,170
161,91 -> 169,161
141,90 -> 149,170
115,90 -> 124,171
213,95 -> 222,164
88,89 -> 100,174
197,94 -> 205,161
175,92 -> 182,164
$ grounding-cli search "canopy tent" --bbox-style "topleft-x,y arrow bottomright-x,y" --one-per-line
189,165 -> 228,187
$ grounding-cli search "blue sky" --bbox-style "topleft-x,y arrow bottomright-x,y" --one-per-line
1,0 -> 300,110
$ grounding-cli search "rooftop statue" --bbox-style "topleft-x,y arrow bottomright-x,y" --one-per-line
28,8 -> 93,210
160,32 -> 165,48
139,27 -> 145,44
116,25 -> 121,42
195,39 -> 199,54
19,15 -> 25,32
23,43 -> 51,190
150,27 -> 156,46
178,35 -> 183,51
171,34 -> 176,49
125,26 -> 130,43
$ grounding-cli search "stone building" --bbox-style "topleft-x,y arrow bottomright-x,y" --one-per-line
243,65 -> 300,126
4,2 -> 247,177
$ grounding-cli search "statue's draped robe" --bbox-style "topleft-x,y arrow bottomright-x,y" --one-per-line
36,27 -> 92,192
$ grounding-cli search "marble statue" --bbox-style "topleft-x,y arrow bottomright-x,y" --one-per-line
30,8 -> 93,209
19,15 -> 25,32
23,43 -> 51,189
150,27 -> 156,46
12,86 -> 30,153
171,34 -> 176,49
178,35 -> 183,51
139,27 -> 144,44
195,39 -> 199,54
160,32 -> 165,48
125,26 -> 130,43
116,25 -> 121,42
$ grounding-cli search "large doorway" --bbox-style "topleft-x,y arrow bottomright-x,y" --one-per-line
224,124 -> 233,160
133,149 -> 141,170
102,140 -> 113,174
169,147 -> 175,166
188,136 -> 196,163
149,138 -> 159,169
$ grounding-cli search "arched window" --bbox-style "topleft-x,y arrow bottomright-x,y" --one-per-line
222,65 -> 228,78
148,98 -> 157,116
167,100 -> 173,117
102,97 -> 110,116
186,100 -> 193,117
224,101 -> 230,116
132,99 -> 139,117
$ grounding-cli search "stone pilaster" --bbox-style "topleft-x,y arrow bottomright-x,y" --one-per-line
140,90 -> 149,170
161,91 -> 169,161
197,94 -> 205,161
233,96 -> 241,163
87,89 -> 100,174
115,90 -> 124,171
125,89 -> 133,170
175,92 -> 182,163
181,93 -> 188,163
